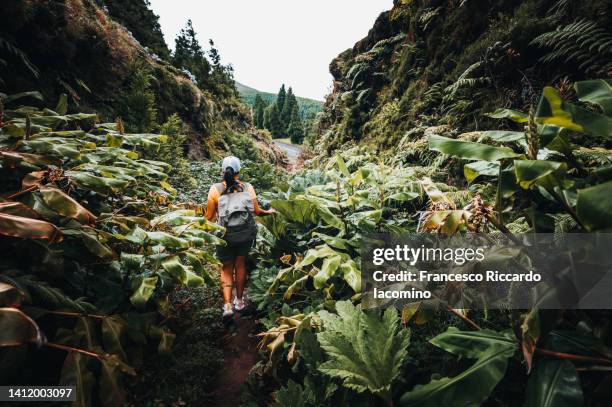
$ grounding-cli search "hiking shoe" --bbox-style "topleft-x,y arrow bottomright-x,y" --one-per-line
233,297 -> 246,312
222,303 -> 234,319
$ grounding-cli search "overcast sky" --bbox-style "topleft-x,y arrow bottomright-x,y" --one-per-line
148,0 -> 394,100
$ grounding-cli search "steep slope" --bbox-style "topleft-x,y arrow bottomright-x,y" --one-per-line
95,0 -> 171,60
315,0 -> 611,156
0,0 -> 285,163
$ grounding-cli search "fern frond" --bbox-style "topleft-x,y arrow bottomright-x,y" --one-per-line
442,62 -> 490,110
531,20 -> 612,75
0,38 -> 39,78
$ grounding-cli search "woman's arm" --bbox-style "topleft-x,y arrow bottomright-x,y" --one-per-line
248,184 -> 276,216
204,185 -> 219,222
253,198 -> 276,216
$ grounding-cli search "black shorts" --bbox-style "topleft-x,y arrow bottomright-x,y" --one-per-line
216,239 -> 254,261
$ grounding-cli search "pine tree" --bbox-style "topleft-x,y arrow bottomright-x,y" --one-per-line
173,20 -> 210,88
266,104 -> 282,138
281,87 -> 297,132
276,84 -> 286,116
287,104 -> 304,144
263,106 -> 271,129
156,114 -> 196,188
119,62 -> 157,133
253,94 -> 266,128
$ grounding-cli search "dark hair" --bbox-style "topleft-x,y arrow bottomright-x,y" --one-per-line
222,167 -> 240,194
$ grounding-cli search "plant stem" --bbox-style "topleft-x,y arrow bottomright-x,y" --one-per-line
536,348 -> 612,365
549,188 -> 587,231
44,342 -> 104,360
4,185 -> 38,200
444,304 -> 481,331
45,310 -> 107,320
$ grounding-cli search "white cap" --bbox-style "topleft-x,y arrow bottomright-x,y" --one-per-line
222,156 -> 241,173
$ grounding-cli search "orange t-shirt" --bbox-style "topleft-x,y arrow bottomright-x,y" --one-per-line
205,182 -> 258,222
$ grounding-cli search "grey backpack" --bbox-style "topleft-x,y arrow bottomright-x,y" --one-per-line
215,182 -> 257,245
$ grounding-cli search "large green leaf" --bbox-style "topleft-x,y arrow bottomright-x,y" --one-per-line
535,86 -> 612,138
299,245 -> 343,268
39,186 -> 96,224
482,130 -> 525,143
67,171 -> 130,194
273,380 -> 311,407
574,79 -> 612,116
430,327 -> 517,357
312,232 -> 349,250
486,108 -> 528,123
400,344 -> 515,407
272,199 -> 318,225
400,327 -> 516,406
428,135 -> 522,161
161,256 -> 204,288
1,91 -> 43,104
576,180 -> 612,231
130,276 -> 158,308
336,154 -> 351,178
313,255 -> 342,289
339,259 -> 361,292
61,228 -> 114,259
514,160 -> 567,189
464,160 -> 500,184
317,302 -> 409,403
524,360 -> 583,407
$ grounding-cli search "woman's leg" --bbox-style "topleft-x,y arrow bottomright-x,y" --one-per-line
234,256 -> 247,299
221,259 -> 235,305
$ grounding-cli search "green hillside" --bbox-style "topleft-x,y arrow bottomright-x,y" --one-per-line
236,81 -> 324,120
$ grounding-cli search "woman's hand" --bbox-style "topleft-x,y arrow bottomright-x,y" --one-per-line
264,208 -> 277,215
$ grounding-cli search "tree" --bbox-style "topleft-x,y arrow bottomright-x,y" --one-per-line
276,84 -> 286,117
288,104 -> 304,144
207,39 -> 237,98
266,104 -> 283,138
155,114 -> 196,188
253,94 -> 266,128
173,20 -> 210,88
281,87 -> 297,132
263,105 -> 271,129
119,62 -> 157,133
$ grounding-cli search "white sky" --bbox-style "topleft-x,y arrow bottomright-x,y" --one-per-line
148,0 -> 394,100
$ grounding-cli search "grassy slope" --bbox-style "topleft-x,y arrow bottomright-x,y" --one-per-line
236,81 -> 324,120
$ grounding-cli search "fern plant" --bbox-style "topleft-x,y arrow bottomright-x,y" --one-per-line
531,20 -> 612,76
317,301 -> 410,405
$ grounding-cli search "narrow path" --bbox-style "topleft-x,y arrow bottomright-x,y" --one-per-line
274,140 -> 302,165
211,312 -> 259,406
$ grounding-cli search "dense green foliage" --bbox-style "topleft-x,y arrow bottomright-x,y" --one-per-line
0,0 -> 283,162
2,1 -> 612,406
314,0 -> 611,154
236,81 -> 324,122
252,84 -> 306,141
0,92 -> 226,403
245,79 -> 612,406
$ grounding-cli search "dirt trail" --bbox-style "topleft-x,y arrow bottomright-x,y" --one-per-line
274,141 -> 302,166
210,312 -> 259,406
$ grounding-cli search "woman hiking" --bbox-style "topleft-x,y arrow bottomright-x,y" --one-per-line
205,156 -> 276,319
